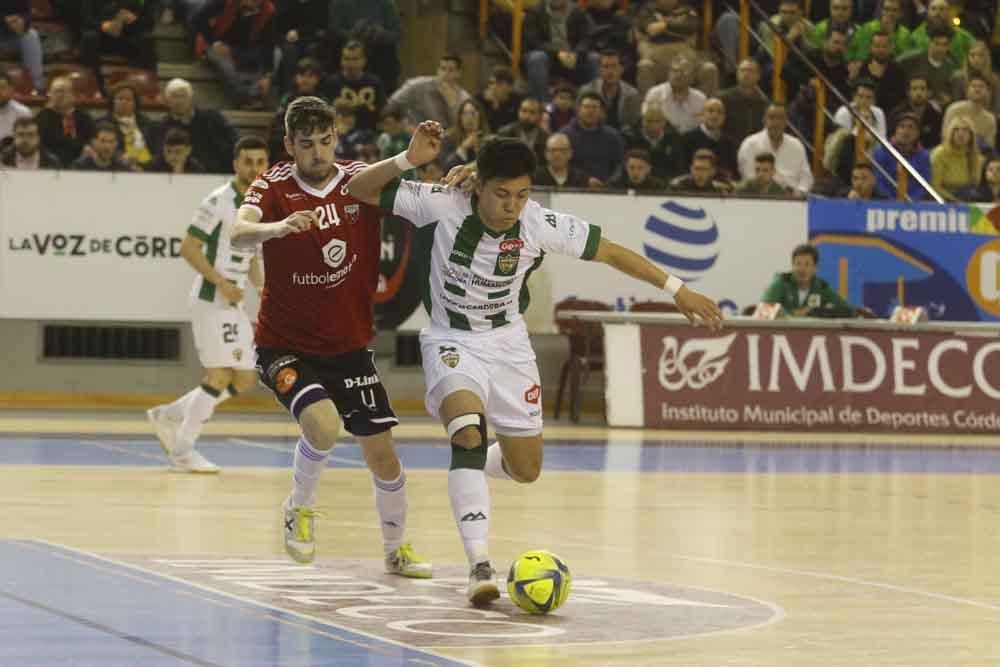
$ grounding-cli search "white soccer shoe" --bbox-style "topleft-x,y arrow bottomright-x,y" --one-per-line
467,561 -> 500,606
167,449 -> 220,474
146,405 -> 179,454
147,405 -> 219,474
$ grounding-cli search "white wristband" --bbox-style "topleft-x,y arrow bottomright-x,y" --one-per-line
664,275 -> 685,296
394,153 -> 416,172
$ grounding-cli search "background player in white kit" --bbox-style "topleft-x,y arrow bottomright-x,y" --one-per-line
348,135 -> 723,605
147,137 -> 270,473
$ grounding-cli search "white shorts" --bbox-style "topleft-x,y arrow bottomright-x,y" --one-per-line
190,300 -> 255,370
420,321 -> 543,437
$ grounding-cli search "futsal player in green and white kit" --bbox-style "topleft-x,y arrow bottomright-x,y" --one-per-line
347,131 -> 723,605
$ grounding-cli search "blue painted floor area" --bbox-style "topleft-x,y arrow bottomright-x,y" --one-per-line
0,540 -> 467,667
1,435 -> 1000,474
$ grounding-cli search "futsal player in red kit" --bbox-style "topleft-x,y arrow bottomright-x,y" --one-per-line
230,96 -> 441,576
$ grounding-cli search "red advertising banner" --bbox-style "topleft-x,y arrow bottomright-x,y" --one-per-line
640,324 -> 1000,434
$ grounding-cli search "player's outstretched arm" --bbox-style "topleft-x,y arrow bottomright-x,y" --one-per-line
346,120 -> 444,205
231,206 -> 317,245
592,238 -> 723,330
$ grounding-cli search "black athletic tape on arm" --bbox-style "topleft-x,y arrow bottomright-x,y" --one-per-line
200,383 -> 221,398
227,383 -> 239,397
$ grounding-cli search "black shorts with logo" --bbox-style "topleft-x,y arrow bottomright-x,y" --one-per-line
256,347 -> 399,437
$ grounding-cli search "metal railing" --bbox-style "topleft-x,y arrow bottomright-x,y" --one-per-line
477,0 -> 946,203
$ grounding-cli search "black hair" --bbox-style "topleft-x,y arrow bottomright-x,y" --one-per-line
577,91 -> 606,109
93,119 -> 118,137
284,96 -> 335,139
792,243 -> 819,263
234,135 -> 268,158
625,148 -> 652,164
296,57 -> 322,75
164,127 -> 192,147
491,66 -> 514,85
927,24 -> 953,41
476,136 -> 537,184
755,152 -> 776,164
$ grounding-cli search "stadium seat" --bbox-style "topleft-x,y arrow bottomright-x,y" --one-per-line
45,64 -> 102,106
33,22 -> 75,61
553,297 -> 612,423
31,0 -> 55,20
102,67 -> 166,110
4,64 -> 44,103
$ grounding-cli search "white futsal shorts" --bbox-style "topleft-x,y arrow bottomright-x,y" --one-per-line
190,300 -> 256,370
420,321 -> 543,437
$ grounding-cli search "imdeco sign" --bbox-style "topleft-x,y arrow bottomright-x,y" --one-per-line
641,326 -> 1000,433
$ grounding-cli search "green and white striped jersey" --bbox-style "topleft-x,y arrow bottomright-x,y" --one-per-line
381,180 -> 602,332
187,181 -> 258,305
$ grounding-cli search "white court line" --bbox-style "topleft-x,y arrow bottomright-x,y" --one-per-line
330,519 -> 1000,616
79,439 -> 167,463
227,437 -> 365,467
25,539 -> 479,667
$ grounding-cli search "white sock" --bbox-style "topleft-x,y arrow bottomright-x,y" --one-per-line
165,386 -> 231,420
373,471 -> 407,555
175,386 -> 218,452
484,442 -> 514,481
448,468 -> 490,565
291,436 -> 331,507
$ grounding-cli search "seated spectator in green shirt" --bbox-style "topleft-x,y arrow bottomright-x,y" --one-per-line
735,152 -> 794,196
849,0 -> 910,62
808,0 -> 858,59
903,0 -> 974,66
761,244 -> 856,317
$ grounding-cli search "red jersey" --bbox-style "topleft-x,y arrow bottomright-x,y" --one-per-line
243,160 -> 382,357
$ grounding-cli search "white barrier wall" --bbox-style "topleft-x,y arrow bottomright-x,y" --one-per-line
0,173 -> 809,328
0,171 -> 224,321
545,193 -> 808,323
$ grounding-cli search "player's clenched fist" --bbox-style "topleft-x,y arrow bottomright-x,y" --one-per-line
406,120 -> 444,167
277,210 -> 317,237
675,286 -> 724,330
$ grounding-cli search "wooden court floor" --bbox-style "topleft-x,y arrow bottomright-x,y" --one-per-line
1,411 -> 998,666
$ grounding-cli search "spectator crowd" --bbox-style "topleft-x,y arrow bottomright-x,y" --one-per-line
1,0 -> 999,203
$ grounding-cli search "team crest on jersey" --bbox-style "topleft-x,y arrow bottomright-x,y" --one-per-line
495,249 -> 519,275
344,204 -> 360,224
233,349 -> 243,362
439,346 -> 460,368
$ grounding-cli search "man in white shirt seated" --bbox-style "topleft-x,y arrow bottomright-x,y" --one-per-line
833,78 -> 887,139
642,56 -> 706,134
737,103 -> 813,194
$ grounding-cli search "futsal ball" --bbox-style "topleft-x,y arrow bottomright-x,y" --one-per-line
506,549 -> 571,614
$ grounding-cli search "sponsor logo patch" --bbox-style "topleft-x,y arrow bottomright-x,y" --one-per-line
524,384 -> 541,404
251,179 -> 269,190
344,204 -> 360,224
322,238 -> 347,269
275,367 -> 298,394
500,239 -> 524,252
